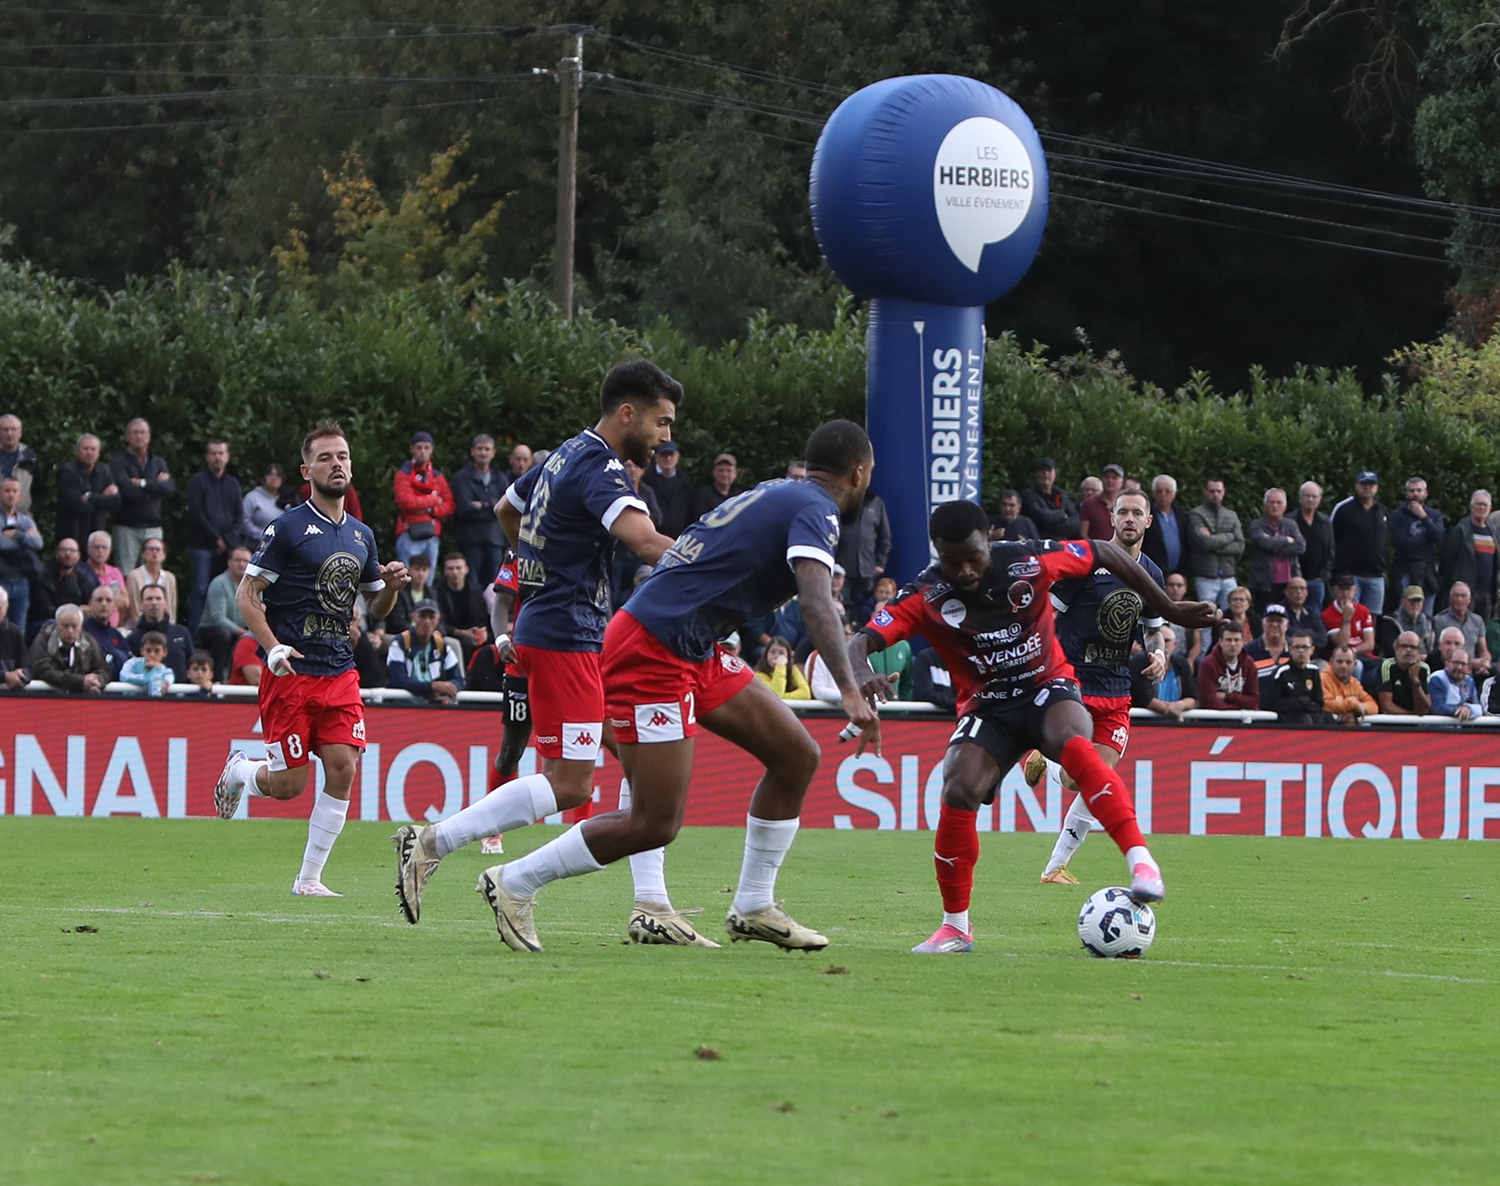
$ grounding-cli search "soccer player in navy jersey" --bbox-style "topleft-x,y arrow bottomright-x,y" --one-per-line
1035,487 -> 1170,884
848,500 -> 1219,953
392,361 -> 708,941
213,422 -> 410,896
472,419 -> 881,953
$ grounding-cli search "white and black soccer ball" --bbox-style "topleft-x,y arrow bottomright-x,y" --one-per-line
1077,887 -> 1156,959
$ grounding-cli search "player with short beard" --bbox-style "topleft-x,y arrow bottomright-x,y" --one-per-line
213,423 -> 410,896
392,360 -> 709,943
1031,487 -> 1170,884
472,419 -> 881,953
848,500 -> 1220,953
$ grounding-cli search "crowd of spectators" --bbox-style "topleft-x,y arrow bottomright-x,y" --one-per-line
8,407 -> 1500,726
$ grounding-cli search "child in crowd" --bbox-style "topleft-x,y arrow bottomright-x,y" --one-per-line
120,631 -> 175,697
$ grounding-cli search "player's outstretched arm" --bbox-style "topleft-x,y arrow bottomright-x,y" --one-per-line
794,558 -> 880,755
365,560 -> 410,621
1093,538 -> 1223,631
496,500 -> 522,551
236,573 -> 301,675
610,506 -> 677,565
846,632 -> 897,708
490,588 -> 516,663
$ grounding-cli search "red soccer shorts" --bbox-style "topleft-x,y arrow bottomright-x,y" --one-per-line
512,644 -> 604,761
1082,694 -> 1133,756
258,668 -> 366,771
602,611 -> 754,745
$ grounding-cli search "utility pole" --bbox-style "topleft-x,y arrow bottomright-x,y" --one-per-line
554,31 -> 583,320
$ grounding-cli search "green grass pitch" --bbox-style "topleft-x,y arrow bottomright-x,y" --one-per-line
4,818 -> 1497,1185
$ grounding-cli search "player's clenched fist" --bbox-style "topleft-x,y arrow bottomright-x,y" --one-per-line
380,560 -> 412,590
1171,600 -> 1224,630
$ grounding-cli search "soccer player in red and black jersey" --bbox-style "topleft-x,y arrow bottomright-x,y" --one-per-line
213,423 -> 410,895
849,500 -> 1220,953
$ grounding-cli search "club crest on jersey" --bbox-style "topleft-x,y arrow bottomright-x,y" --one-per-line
1008,580 -> 1035,611
1063,541 -> 1090,560
872,608 -> 894,627
1007,558 -> 1042,579
316,552 -> 362,615
940,598 -> 967,627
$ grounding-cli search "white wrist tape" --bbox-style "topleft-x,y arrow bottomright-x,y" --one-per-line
267,644 -> 296,676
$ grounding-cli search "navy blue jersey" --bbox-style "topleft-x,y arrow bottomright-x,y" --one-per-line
246,502 -> 384,676
626,479 -> 842,662
504,428 -> 648,652
1050,552 -> 1166,698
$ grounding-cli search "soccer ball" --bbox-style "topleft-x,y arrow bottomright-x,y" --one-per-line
1077,887 -> 1156,959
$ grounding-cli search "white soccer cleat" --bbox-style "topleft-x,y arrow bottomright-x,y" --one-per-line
214,749 -> 247,820
291,880 -> 343,897
725,902 -> 828,951
480,835 -> 505,855
476,866 -> 542,952
1130,862 -> 1166,904
628,903 -> 722,948
391,824 -> 441,925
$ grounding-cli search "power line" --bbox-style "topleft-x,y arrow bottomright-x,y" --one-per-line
1048,167 -> 1462,251
0,92 -> 533,138
0,25 -> 559,52
1054,192 -> 1460,267
590,74 -> 828,127
0,72 -> 541,112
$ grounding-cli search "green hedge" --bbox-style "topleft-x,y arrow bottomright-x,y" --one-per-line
2,258 -> 1497,580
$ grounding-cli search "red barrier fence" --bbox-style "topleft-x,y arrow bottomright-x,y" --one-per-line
1,698 -> 1497,838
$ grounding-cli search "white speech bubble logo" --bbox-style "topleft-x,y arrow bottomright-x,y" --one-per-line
933,117 -> 1036,272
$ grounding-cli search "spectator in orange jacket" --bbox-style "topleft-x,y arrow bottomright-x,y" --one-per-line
393,430 -> 455,570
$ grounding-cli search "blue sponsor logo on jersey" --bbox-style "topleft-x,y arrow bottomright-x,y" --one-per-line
873,608 -> 894,627
1064,541 -> 1090,560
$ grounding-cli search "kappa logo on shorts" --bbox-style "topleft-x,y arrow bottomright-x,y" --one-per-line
572,730 -> 596,748
352,719 -> 366,741
940,598 -> 967,627
535,734 -> 559,746
635,702 -> 686,743
560,723 -> 602,760
610,718 -> 631,730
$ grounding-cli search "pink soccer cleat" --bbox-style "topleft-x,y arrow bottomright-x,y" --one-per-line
1130,862 -> 1166,904
911,923 -> 974,953
291,880 -> 343,898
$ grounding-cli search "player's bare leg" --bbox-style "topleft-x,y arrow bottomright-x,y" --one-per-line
214,745 -> 354,896
1037,701 -> 1163,902
481,711 -> 532,854
478,679 -> 825,952
1040,742 -> 1115,884
914,743 -> 997,953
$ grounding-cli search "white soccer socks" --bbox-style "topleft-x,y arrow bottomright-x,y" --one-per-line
499,823 -> 606,899
431,773 -> 557,858
732,815 -> 800,914
295,789 -> 349,888
1044,793 -> 1100,874
617,777 -> 672,911
234,754 -> 270,798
